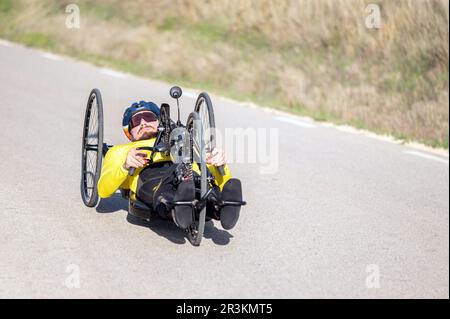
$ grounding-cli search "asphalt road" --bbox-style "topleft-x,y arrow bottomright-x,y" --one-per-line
0,40 -> 448,298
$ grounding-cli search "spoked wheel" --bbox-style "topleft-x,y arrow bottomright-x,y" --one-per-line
195,92 -> 226,176
81,88 -> 104,207
186,111 -> 207,246
194,92 -> 217,154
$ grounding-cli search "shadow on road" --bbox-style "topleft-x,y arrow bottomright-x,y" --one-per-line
96,193 -> 233,245
96,193 -> 128,213
203,221 -> 234,245
127,214 -> 233,246
126,214 -> 187,244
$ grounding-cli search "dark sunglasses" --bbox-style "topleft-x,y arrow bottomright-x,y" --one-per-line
129,111 -> 158,129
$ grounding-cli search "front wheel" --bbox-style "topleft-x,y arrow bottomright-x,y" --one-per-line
194,92 -> 216,152
194,92 -> 225,176
186,111 -> 207,246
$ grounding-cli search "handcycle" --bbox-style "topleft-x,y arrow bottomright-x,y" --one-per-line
80,86 -> 246,246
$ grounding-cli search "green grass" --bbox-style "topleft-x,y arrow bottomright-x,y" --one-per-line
443,136 -> 449,149
189,22 -> 226,43
157,17 -> 179,31
0,0 -> 12,13
379,51 -> 438,96
13,32 -> 56,49
88,3 -> 116,21
157,19 -> 270,51
79,2 -> 142,26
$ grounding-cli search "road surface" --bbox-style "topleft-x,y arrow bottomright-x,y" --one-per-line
0,40 -> 448,298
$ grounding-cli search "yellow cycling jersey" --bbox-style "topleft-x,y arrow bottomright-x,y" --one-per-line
97,137 -> 232,199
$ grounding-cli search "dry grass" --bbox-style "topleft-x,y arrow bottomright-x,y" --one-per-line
1,0 -> 448,147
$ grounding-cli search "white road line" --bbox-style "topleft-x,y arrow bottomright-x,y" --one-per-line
404,150 -> 449,164
41,52 -> 62,61
0,39 -> 13,47
100,68 -> 128,79
277,116 -> 317,128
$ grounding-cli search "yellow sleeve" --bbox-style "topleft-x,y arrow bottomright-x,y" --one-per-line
97,146 -> 129,198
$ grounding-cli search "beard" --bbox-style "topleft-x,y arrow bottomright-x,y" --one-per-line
135,126 -> 157,141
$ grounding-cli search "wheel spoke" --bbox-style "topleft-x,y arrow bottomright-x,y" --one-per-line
85,172 -> 94,197
88,106 -> 98,143
86,152 -> 97,176
83,97 -> 99,199
198,99 -> 212,151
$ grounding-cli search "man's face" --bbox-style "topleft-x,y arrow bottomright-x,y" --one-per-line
129,110 -> 159,141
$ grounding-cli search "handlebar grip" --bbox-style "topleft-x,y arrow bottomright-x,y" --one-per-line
128,147 -> 153,176
218,165 -> 225,176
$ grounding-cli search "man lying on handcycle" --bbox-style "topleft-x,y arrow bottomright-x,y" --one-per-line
97,101 -> 242,230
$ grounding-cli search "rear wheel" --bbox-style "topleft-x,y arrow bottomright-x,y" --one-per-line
186,111 -> 207,246
81,88 -> 104,207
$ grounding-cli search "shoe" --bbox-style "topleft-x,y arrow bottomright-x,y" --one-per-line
220,178 -> 242,230
172,180 -> 195,229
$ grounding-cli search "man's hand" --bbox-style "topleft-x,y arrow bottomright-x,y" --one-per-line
123,148 -> 148,170
206,147 -> 226,167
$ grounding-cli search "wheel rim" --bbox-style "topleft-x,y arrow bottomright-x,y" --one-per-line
84,95 -> 98,199
81,89 -> 103,207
